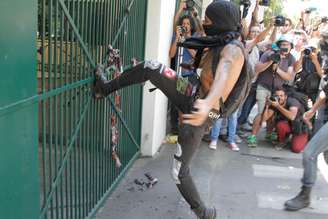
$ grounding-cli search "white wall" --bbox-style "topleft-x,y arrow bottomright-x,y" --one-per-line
141,0 -> 176,156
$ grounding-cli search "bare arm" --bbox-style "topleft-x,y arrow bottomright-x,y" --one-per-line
182,44 -> 244,126
173,2 -> 185,30
169,27 -> 182,58
275,105 -> 298,121
276,66 -> 294,81
294,53 -> 304,73
247,25 -> 273,52
310,53 -> 324,78
303,90 -> 327,121
255,60 -> 274,75
249,0 -> 260,30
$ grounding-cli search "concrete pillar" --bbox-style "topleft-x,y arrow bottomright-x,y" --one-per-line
141,0 -> 176,156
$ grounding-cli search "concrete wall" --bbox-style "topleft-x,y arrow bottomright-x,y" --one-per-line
141,0 -> 176,156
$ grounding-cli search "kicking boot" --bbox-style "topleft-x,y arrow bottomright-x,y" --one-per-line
285,186 -> 311,211
92,64 -> 108,99
194,206 -> 217,219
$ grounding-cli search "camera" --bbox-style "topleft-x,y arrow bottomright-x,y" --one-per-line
305,7 -> 316,14
178,26 -> 188,35
185,0 -> 195,10
274,15 -> 286,26
240,0 -> 251,18
259,0 -> 270,6
270,52 -> 281,63
240,0 -> 251,6
269,95 -> 278,102
322,16 -> 328,23
304,47 -> 313,56
269,48 -> 288,63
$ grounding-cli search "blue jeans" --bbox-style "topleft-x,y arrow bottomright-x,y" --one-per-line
210,111 -> 238,144
302,121 -> 328,187
238,83 -> 257,125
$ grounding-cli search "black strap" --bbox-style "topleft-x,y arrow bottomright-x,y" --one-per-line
193,48 -> 204,70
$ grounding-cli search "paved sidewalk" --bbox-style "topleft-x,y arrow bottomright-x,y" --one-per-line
96,133 -> 328,219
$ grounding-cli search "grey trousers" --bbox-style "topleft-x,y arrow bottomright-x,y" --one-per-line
302,121 -> 328,187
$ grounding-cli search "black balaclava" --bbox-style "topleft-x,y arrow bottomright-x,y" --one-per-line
204,0 -> 241,36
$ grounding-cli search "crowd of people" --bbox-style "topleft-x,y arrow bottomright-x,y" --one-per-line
168,0 -> 328,155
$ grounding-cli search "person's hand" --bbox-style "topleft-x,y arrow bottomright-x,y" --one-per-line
182,99 -> 212,126
270,99 -> 279,108
303,109 -> 316,121
309,51 -> 318,63
175,26 -> 182,41
269,17 -> 275,27
272,63 -> 278,71
179,1 -> 186,11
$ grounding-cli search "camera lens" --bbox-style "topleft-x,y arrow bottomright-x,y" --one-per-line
304,48 -> 311,56
275,15 -> 286,26
259,0 -> 270,6
186,0 -> 195,10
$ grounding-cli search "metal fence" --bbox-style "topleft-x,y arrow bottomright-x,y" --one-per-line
37,0 -> 147,218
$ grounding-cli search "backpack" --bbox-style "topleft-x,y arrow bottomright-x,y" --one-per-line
282,85 -> 310,134
179,32 -> 254,118
294,57 -> 321,100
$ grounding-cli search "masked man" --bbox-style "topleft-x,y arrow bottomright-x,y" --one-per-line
93,1 -> 251,218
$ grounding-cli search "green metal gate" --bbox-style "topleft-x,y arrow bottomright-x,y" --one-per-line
37,0 -> 147,218
1,0 -> 147,218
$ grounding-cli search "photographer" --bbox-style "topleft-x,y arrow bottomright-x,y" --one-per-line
169,13 -> 200,134
173,1 -> 203,34
247,35 -> 295,147
263,87 -> 309,153
279,17 -> 293,36
294,41 -> 323,102
169,15 -> 199,76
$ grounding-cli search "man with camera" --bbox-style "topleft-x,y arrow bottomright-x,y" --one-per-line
294,40 -> 323,102
260,87 -> 309,152
247,35 -> 295,147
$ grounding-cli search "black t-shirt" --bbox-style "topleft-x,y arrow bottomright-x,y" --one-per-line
275,97 -> 303,122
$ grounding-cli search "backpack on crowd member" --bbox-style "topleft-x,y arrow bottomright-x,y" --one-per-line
294,56 -> 321,101
283,84 -> 310,134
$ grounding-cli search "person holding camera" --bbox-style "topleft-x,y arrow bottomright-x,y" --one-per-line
169,12 -> 200,134
169,14 -> 200,77
284,86 -> 328,211
278,17 -> 293,36
261,87 -> 309,152
294,40 -> 323,102
247,35 -> 295,147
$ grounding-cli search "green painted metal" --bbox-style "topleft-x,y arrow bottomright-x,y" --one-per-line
1,0 -> 147,218
36,0 -> 147,218
0,1 -> 39,219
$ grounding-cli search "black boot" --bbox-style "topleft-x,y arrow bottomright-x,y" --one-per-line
285,186 -> 311,211
92,64 -> 109,99
193,206 -> 217,219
